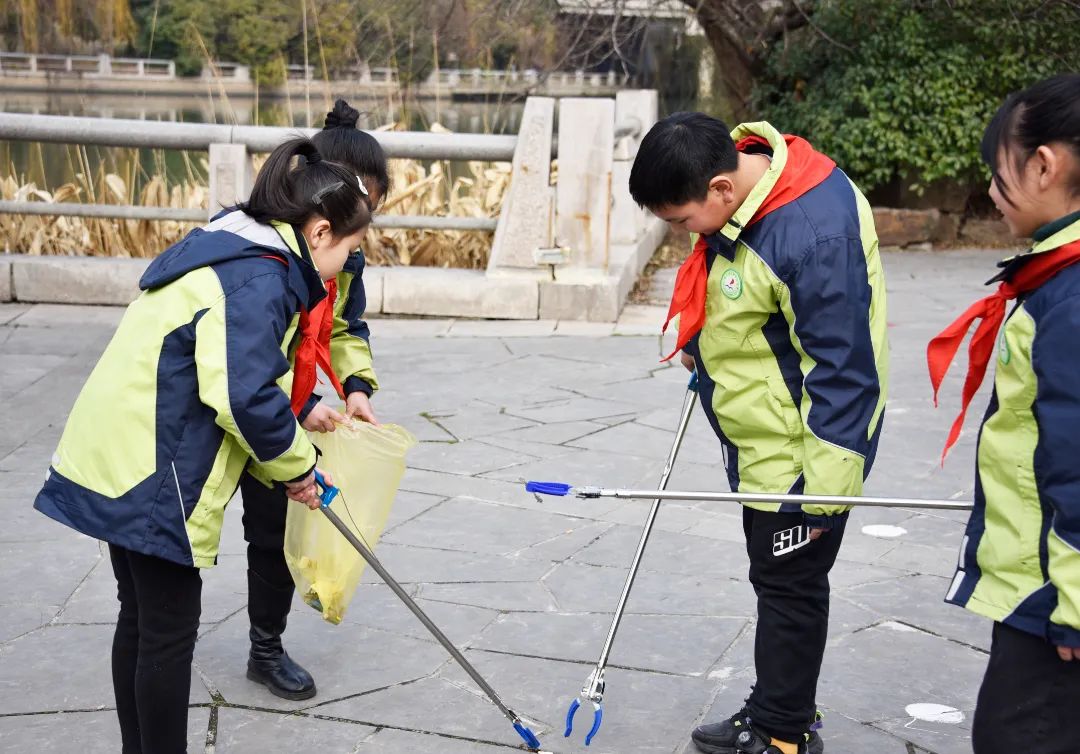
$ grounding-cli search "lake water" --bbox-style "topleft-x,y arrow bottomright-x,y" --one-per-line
0,91 -> 528,191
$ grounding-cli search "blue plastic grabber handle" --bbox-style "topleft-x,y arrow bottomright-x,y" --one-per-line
525,481 -> 573,497
312,470 -> 340,507
688,370 -> 699,392
513,720 -> 542,750
564,697 -> 604,746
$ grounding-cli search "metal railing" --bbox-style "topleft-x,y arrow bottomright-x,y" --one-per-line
0,52 -> 176,79
0,113 -> 524,230
0,112 -> 641,232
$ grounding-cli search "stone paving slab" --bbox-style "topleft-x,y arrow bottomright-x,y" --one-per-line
0,251 -> 1013,753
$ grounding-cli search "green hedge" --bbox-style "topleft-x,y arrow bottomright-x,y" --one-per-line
752,0 -> 1078,197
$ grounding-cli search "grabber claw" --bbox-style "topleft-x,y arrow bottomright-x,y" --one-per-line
565,666 -> 606,745
564,697 -> 604,746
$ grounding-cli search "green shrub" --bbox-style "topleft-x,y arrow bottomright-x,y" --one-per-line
752,0 -> 1078,196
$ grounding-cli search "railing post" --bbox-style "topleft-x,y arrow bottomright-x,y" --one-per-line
208,143 -> 252,221
97,54 -> 110,76
610,90 -> 658,245
28,55 -> 37,73
555,97 -> 615,271
487,97 -> 555,272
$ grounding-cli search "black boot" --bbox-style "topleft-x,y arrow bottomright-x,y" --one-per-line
245,569 -> 317,701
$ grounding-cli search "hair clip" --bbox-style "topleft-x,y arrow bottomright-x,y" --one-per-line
311,180 -> 345,205
356,176 -> 369,196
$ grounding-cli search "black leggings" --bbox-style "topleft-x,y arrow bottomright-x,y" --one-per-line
110,544 -> 203,754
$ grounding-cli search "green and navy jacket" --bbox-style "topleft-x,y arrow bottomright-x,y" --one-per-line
946,212 -> 1080,647
685,122 -> 889,528
34,211 -> 376,568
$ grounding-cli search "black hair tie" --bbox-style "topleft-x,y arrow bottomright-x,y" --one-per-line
305,151 -> 323,166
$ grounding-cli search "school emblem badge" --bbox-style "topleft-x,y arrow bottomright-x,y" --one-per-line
720,268 -> 743,300
999,335 -> 1011,364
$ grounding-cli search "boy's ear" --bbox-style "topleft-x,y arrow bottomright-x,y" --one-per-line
708,174 -> 737,204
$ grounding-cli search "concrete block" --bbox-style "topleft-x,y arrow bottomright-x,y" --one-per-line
542,215 -> 666,322
0,255 -> 11,302
487,97 -> 555,271
539,271 -> 621,322
11,255 -> 149,305
360,264 -> 384,313
208,143 -> 253,219
382,267 -> 538,319
556,98 -> 615,271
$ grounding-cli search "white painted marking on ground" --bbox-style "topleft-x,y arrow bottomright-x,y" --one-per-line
904,703 -> 964,724
707,666 -> 734,680
861,524 -> 908,538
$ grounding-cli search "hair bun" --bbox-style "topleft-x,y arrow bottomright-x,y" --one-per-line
324,99 -> 360,130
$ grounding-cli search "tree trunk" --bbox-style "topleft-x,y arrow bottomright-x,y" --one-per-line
679,0 -> 811,119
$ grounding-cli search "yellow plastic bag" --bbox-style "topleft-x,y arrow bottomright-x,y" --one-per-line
284,420 -> 416,624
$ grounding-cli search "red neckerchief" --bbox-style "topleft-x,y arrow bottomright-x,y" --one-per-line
661,135 -> 836,361
927,240 -> 1080,461
261,254 -> 345,416
291,276 -> 345,416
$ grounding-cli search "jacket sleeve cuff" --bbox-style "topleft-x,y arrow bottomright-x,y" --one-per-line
803,512 -> 849,530
286,462 -> 317,484
1048,621 -> 1080,649
343,376 -> 374,397
296,393 -> 321,423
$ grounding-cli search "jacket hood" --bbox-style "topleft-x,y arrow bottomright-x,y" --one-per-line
139,210 -> 326,308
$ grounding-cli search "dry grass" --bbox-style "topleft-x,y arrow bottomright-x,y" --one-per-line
0,128 -> 512,269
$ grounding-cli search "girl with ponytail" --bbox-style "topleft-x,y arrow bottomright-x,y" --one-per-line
238,100 -> 393,703
33,133 -> 374,753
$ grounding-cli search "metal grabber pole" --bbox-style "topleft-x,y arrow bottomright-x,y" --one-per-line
312,472 -> 542,751
556,371 -> 701,746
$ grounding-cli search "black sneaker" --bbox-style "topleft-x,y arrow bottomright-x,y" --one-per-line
690,709 -> 824,754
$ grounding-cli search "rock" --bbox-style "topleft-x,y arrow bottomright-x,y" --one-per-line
873,208 -> 941,247
959,216 -> 1014,248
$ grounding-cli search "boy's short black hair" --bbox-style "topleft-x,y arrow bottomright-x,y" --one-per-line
629,112 -> 739,210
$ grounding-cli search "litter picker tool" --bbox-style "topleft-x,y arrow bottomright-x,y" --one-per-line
524,485 -> 975,511
536,371 -> 701,747
524,373 -> 975,746
312,471 -> 542,751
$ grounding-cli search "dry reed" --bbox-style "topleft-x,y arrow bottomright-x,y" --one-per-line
0,128 -> 513,270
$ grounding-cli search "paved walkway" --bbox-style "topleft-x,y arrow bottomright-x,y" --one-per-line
1,251 -> 1000,753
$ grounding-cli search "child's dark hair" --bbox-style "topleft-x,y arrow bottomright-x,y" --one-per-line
239,136 -> 370,235
982,73 -> 1080,203
312,99 -> 391,209
629,112 -> 739,209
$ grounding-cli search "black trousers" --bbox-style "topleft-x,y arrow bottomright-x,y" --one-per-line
239,471 -> 295,595
742,507 -> 847,742
972,621 -> 1080,754
110,544 -> 203,754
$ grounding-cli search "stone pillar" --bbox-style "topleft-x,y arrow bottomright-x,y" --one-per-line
208,144 -> 253,220
556,98 -> 615,270
487,97 -> 555,271
611,90 -> 659,244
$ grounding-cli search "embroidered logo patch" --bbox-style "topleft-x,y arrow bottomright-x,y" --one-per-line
720,268 -> 743,300
999,335 -> 1011,365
